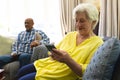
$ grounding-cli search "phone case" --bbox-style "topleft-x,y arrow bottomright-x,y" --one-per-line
45,44 -> 56,51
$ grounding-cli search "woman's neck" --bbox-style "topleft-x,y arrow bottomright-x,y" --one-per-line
76,31 -> 95,46
78,31 -> 95,39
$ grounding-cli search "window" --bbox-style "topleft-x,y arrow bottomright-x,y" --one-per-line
0,0 -> 62,44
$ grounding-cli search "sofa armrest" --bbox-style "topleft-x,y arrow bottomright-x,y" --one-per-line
111,53 -> 120,80
3,61 -> 20,80
31,44 -> 49,63
3,44 -> 48,80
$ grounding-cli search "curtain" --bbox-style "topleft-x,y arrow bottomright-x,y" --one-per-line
99,0 -> 120,39
60,0 -> 100,36
60,0 -> 84,36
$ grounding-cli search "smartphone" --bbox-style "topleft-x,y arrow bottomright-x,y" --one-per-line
45,44 -> 56,51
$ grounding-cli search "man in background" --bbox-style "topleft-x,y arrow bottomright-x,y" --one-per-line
0,18 -> 50,68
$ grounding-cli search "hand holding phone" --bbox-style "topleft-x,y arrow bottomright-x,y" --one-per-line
45,44 -> 56,51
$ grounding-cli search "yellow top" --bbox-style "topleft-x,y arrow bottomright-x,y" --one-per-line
34,31 -> 103,80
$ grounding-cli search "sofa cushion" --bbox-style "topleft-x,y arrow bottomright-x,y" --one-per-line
31,44 -> 48,62
83,38 -> 120,80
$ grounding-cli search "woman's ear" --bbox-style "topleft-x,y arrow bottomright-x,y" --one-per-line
92,21 -> 96,25
92,21 -> 96,29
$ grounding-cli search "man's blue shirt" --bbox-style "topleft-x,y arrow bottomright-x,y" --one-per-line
12,28 -> 50,54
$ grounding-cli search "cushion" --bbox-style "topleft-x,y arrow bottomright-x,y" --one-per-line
31,44 -> 48,62
83,38 -> 120,80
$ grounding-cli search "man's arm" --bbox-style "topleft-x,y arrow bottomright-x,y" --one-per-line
37,30 -> 50,44
30,30 -> 50,48
11,33 -> 21,56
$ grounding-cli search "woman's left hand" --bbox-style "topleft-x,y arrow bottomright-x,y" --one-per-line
49,49 -> 70,63
50,49 -> 82,76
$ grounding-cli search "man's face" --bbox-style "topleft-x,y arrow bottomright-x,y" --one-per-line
25,19 -> 34,31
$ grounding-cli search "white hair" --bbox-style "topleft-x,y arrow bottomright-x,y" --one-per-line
73,3 -> 99,29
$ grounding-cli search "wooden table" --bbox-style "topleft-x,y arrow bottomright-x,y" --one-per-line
0,69 -> 5,80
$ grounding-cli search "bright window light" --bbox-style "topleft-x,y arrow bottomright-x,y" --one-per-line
0,0 -> 62,44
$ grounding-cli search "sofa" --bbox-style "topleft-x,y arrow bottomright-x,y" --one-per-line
82,37 -> 120,80
3,44 -> 49,80
3,37 -> 120,80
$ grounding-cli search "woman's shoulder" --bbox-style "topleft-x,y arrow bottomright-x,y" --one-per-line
94,36 -> 103,41
66,31 -> 77,36
61,31 -> 77,42
91,36 -> 104,44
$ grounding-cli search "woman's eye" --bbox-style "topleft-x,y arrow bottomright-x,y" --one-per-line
75,20 -> 78,22
75,19 -> 85,23
80,19 -> 85,23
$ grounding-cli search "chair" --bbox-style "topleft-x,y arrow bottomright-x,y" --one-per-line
3,44 -> 48,80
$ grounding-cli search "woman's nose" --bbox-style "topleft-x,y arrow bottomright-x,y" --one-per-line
76,22 -> 81,26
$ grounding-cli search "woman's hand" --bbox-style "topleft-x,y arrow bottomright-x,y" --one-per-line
49,49 -> 71,63
49,49 -> 82,76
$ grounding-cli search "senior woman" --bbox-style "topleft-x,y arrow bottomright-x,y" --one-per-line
16,3 -> 103,80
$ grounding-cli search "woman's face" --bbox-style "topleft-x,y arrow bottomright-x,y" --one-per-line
75,12 -> 93,35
